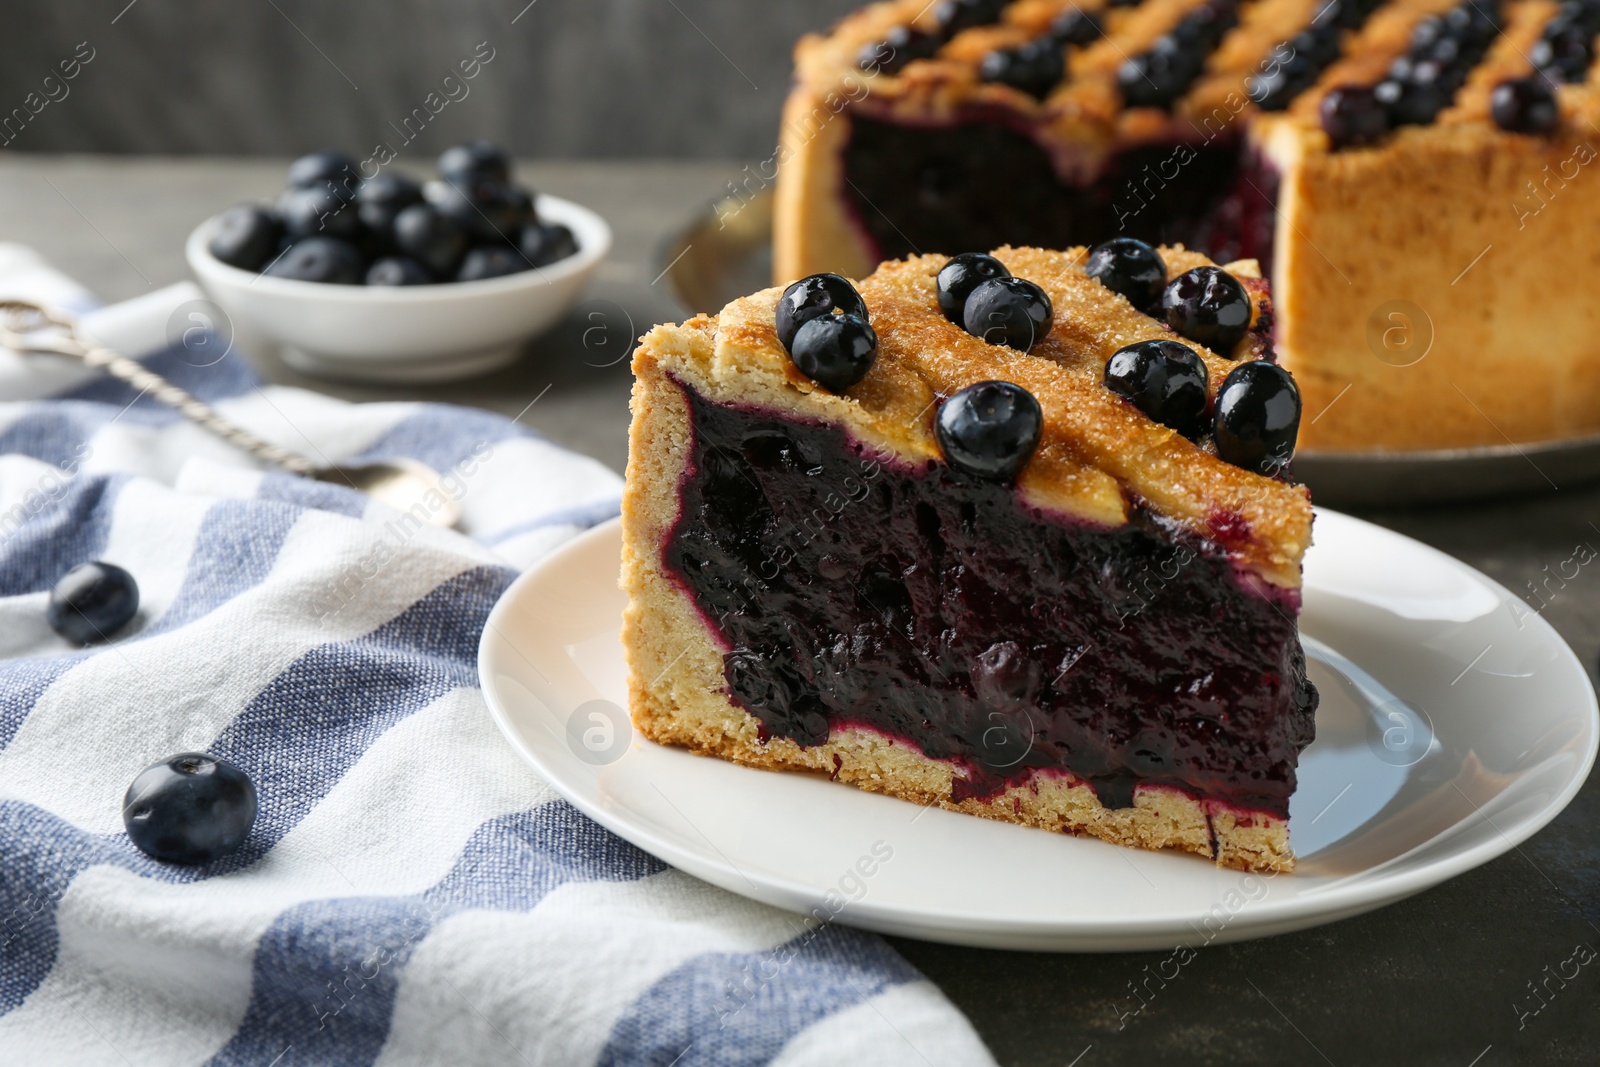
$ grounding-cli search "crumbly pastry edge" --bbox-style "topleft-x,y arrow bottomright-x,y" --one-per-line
621,313 -> 1295,874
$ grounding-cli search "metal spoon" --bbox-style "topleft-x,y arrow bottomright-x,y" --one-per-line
0,300 -> 461,528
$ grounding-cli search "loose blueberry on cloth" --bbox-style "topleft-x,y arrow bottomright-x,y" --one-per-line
0,246 -> 994,1066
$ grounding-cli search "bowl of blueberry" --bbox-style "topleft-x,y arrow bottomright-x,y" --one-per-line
187,141 -> 610,382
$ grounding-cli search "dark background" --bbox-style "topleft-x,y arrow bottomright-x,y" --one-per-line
1,0 -> 861,159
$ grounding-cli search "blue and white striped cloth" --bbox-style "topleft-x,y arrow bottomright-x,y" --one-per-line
0,247 -> 995,1066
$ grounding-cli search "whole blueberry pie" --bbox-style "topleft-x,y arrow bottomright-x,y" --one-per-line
622,244 -> 1316,872
772,0 -> 1600,452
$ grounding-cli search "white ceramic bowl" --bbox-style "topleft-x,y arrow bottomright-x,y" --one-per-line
186,195 -> 610,382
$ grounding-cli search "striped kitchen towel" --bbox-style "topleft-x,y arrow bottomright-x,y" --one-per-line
0,247 -> 996,1066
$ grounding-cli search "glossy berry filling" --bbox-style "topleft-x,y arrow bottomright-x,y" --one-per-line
663,384 -> 1318,818
839,115 -> 1280,275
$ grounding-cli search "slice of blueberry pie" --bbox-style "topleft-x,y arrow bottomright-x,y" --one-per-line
774,0 -> 1600,452
622,241 -> 1317,872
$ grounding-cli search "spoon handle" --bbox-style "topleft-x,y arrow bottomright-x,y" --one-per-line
0,301 -> 317,476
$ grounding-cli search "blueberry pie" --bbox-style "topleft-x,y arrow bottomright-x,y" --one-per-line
621,244 -> 1317,872
773,0 -> 1600,451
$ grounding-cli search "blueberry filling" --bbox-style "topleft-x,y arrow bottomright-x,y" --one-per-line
664,385 -> 1318,816
838,115 -> 1279,275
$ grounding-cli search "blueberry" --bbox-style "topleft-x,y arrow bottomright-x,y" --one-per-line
1104,339 -> 1209,436
936,253 -> 1011,324
207,206 -> 281,271
1426,35 -> 1461,66
1248,67 -> 1301,111
1409,16 -> 1445,49
437,140 -> 511,187
286,151 -> 361,202
1381,75 -> 1449,127
276,186 -> 361,242
1492,77 -> 1559,134
366,256 -> 433,285
457,245 -> 530,282
123,753 -> 258,865
263,236 -> 365,284
393,203 -> 468,276
1443,2 -> 1497,41
1162,266 -> 1252,352
1320,84 -> 1389,147
1118,41 -> 1203,108
354,172 -> 424,236
1052,7 -> 1104,46
507,186 -> 537,229
47,561 -> 139,644
858,25 -> 940,73
1291,27 -> 1341,65
980,39 -> 1066,98
788,313 -> 878,392
429,180 -> 525,243
775,273 -> 869,351
1085,237 -> 1167,309
1531,25 -> 1591,80
1213,361 -> 1302,474
963,276 -> 1053,351
935,381 -> 1044,482
934,0 -> 1007,36
519,222 -> 579,267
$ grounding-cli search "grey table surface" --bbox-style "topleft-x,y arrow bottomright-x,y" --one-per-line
3,155 -> 1597,1067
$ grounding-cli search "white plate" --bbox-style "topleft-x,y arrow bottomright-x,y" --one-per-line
477,512 -> 1598,951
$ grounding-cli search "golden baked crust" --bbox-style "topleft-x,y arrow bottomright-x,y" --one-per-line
620,245 -> 1308,873
774,0 -> 1600,451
